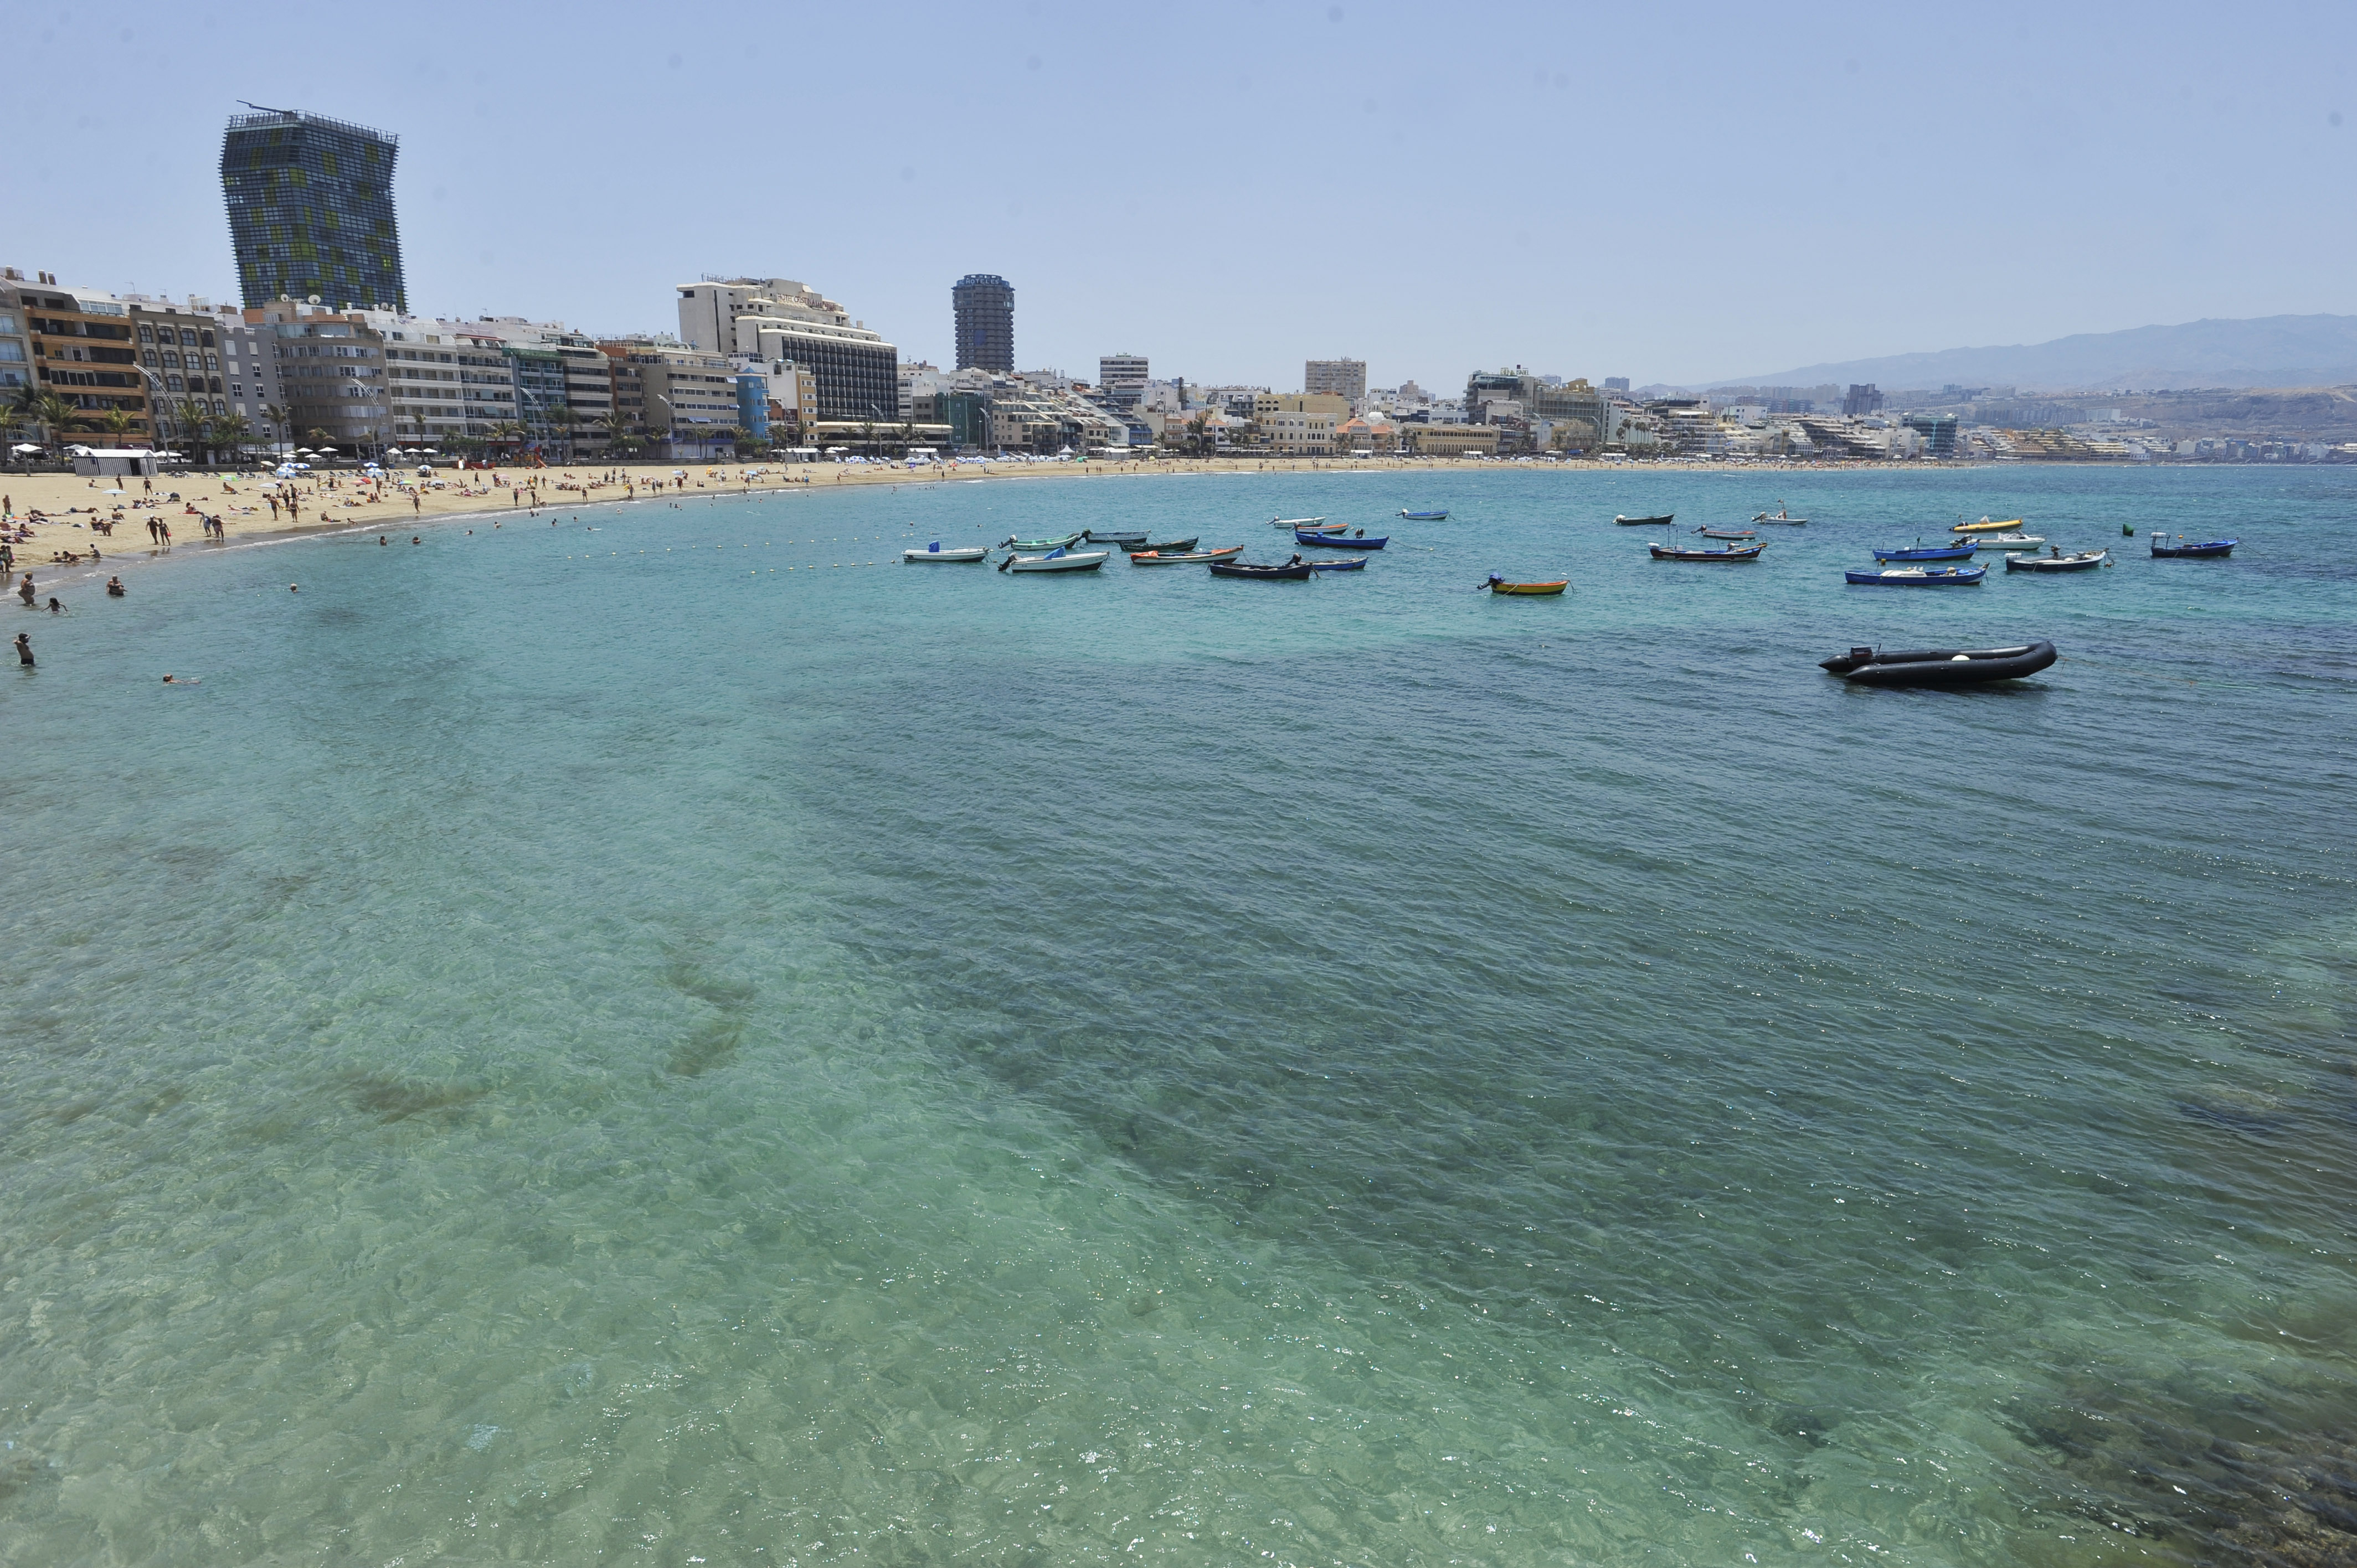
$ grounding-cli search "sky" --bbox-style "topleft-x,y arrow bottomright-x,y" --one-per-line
5,0 -> 2351,392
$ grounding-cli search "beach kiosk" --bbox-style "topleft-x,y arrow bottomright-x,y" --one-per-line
68,446 -> 161,478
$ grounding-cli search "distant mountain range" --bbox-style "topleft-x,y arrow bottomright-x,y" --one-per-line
1709,315 -> 2357,394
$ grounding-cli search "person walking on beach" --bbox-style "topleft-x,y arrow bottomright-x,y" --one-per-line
14,632 -> 31,667
267,495 -> 279,522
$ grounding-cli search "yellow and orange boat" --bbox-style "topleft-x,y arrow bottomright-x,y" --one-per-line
1485,576 -> 1568,596
1952,515 -> 2027,534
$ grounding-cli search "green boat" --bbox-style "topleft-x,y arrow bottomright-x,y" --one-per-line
1002,532 -> 1085,552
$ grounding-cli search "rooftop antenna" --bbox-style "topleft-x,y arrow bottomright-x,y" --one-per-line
236,100 -> 300,117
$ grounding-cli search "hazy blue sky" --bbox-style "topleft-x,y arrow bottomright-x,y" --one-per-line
6,0 -> 2349,390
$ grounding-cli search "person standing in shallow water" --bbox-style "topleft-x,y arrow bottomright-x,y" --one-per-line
13,632 -> 31,667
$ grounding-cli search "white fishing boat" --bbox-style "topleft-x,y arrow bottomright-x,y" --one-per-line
902,543 -> 991,563
1270,515 -> 1327,529
1966,532 -> 2045,551
998,547 -> 1110,574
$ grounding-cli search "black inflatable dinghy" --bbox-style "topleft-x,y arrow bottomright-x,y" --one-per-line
1819,641 -> 2057,686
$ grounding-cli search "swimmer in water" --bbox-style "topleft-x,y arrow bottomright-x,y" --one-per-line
105,576 -> 125,597
411,536 -> 421,545
162,674 -> 200,685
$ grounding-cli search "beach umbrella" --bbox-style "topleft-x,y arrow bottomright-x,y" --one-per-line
9,442 -> 40,453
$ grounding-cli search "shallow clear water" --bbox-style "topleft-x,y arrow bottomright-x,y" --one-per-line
2,465 -> 2353,1567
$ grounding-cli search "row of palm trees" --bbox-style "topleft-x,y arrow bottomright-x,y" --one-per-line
4,384 -> 301,467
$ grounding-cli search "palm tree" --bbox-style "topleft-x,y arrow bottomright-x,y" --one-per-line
259,401 -> 292,457
20,389 -> 83,453
209,412 -> 254,462
172,399 -> 214,463
99,406 -> 138,444
543,404 -> 578,463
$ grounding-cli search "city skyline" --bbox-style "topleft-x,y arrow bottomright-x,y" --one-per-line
4,0 -> 2350,391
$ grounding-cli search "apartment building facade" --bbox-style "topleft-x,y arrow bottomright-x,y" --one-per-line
1097,353 -> 1148,408
600,338 -> 738,455
0,276 -> 33,406
21,281 -> 150,443
676,278 -> 897,421
1304,358 -> 1367,406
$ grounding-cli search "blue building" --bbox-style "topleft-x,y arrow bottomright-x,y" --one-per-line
736,373 -> 771,439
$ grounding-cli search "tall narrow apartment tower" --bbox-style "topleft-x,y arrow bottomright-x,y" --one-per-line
952,274 -> 1015,373
221,107 -> 405,311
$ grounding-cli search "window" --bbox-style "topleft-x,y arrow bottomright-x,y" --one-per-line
162,351 -> 181,369
137,323 -> 155,343
166,374 -> 184,391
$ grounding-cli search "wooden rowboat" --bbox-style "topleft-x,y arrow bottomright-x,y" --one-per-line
1399,508 -> 1449,520
1615,512 -> 1674,526
1871,541 -> 1976,561
1128,546 -> 1242,564
998,548 -> 1109,573
1003,531 -> 1086,551
1843,565 -> 1986,586
1208,561 -> 1314,580
2002,549 -> 2108,573
1485,576 -> 1567,595
2150,536 -> 2236,558
1305,556 -> 1367,571
1649,541 -> 1766,561
1125,537 -> 1198,554
1296,530 -> 1386,549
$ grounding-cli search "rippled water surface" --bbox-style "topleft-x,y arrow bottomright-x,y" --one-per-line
2,465 -> 2353,1567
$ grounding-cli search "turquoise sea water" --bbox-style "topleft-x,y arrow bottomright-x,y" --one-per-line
2,465 -> 2353,1567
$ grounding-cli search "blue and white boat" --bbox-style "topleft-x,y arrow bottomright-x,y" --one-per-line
1843,565 -> 1987,586
1303,556 -> 1366,571
1871,541 -> 1977,562
2150,535 -> 2237,558
1399,508 -> 1449,520
903,541 -> 991,563
1298,530 -> 1387,550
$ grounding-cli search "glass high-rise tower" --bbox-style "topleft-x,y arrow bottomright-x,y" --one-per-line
951,274 -> 1014,373
221,108 -> 406,311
